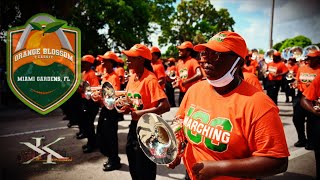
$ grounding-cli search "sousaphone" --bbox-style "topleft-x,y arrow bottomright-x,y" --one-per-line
137,113 -> 185,164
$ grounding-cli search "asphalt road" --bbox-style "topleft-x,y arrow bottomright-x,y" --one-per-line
0,92 -> 317,180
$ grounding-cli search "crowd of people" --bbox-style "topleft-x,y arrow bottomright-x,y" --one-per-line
59,31 -> 320,180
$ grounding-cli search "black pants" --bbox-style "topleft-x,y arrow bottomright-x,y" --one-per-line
126,121 -> 156,180
292,93 -> 313,145
308,114 -> 320,179
96,107 -> 121,162
284,79 -> 295,101
266,80 -> 282,105
179,91 -> 186,106
62,92 -> 82,125
165,82 -> 176,107
81,99 -> 99,146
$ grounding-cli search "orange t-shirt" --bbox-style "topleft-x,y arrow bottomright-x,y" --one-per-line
96,64 -> 105,74
101,71 -> 120,91
296,65 -> 320,92
250,59 -> 258,69
81,69 -> 100,98
152,60 -> 166,89
176,56 -> 200,92
176,81 -> 289,180
267,61 -> 288,81
167,65 -> 176,72
303,75 -> 320,101
126,68 -> 167,120
243,72 -> 263,92
286,64 -> 299,74
242,64 -> 255,74
115,67 -> 125,77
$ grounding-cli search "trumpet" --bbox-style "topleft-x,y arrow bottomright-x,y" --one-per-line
285,70 -> 294,81
137,113 -> 186,164
168,70 -> 176,81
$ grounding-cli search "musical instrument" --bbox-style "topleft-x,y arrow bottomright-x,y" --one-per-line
83,81 -> 133,111
303,45 -> 320,58
167,70 -> 176,81
137,113 -> 186,164
287,46 -> 303,61
264,49 -> 276,64
286,70 -> 294,81
281,47 -> 291,60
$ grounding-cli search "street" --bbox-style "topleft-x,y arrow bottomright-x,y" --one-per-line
0,92 -> 316,180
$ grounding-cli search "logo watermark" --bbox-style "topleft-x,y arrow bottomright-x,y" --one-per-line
18,137 -> 72,164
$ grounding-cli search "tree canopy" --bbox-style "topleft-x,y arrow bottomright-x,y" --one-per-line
272,35 -> 312,52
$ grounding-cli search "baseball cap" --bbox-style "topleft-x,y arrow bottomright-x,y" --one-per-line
82,55 -> 95,64
122,44 -> 152,60
168,57 -> 175,62
150,46 -> 161,53
177,41 -> 193,49
273,51 -> 281,57
98,51 -> 120,62
307,50 -> 320,57
194,31 -> 247,59
117,57 -> 124,64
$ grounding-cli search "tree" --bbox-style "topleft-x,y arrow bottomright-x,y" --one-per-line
272,40 -> 285,51
158,0 -> 235,47
278,35 -> 312,52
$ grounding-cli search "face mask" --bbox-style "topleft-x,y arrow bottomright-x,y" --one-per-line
207,57 -> 240,87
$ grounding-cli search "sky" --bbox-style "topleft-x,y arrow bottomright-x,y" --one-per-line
154,0 -> 320,53
209,0 -> 320,51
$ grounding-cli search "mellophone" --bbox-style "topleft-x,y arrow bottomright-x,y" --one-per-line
82,81 -> 133,113
136,113 -> 186,165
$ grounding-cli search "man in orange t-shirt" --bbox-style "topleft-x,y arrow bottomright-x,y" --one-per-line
122,44 -> 170,180
301,74 -> 320,179
168,31 -> 289,180
284,57 -> 299,102
150,46 -> 166,89
292,51 -> 320,150
115,58 -> 125,90
174,41 -> 203,104
243,52 -> 257,74
265,51 -> 288,105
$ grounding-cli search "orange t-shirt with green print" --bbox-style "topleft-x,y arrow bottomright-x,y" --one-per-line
303,75 -> 320,101
81,69 -> 99,98
176,80 -> 289,180
296,65 -> 320,93
125,68 -> 167,120
101,71 -> 120,91
267,61 -> 288,81
176,56 -> 200,92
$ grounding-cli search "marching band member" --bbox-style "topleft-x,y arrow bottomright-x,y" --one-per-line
265,51 -> 288,105
150,46 -> 166,88
292,51 -> 320,150
91,51 -> 122,171
301,73 -> 320,180
166,57 -> 177,107
122,44 -> 170,180
115,57 -> 126,90
174,41 -> 203,105
168,31 -> 289,180
284,57 -> 298,102
79,55 -> 100,153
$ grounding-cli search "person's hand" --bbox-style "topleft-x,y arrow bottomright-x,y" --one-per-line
131,110 -> 143,120
167,155 -> 181,169
192,161 -> 219,180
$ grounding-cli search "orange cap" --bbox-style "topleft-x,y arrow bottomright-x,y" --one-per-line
98,51 -> 120,62
194,31 -> 247,59
82,55 -> 95,64
122,44 -> 152,60
96,56 -> 103,61
177,41 -> 193,49
307,50 -> 320,57
273,51 -> 281,57
150,46 -> 161,53
168,57 -> 175,62
117,57 -> 124,64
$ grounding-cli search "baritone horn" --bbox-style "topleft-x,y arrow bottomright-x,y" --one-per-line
285,70 -> 294,81
313,98 -> 320,110
168,70 -> 176,80
137,113 -> 186,164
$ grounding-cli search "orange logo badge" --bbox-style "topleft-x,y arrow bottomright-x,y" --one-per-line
7,13 -> 81,114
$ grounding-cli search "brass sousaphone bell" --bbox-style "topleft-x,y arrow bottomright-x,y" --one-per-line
137,113 -> 185,164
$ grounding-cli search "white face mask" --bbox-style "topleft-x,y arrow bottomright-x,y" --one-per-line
207,57 -> 240,87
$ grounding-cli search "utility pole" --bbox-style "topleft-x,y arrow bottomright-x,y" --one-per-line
270,0 -> 275,48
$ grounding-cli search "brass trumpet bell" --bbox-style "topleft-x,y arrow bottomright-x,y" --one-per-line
137,113 -> 179,164
83,81 -> 93,100
101,82 -> 116,110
